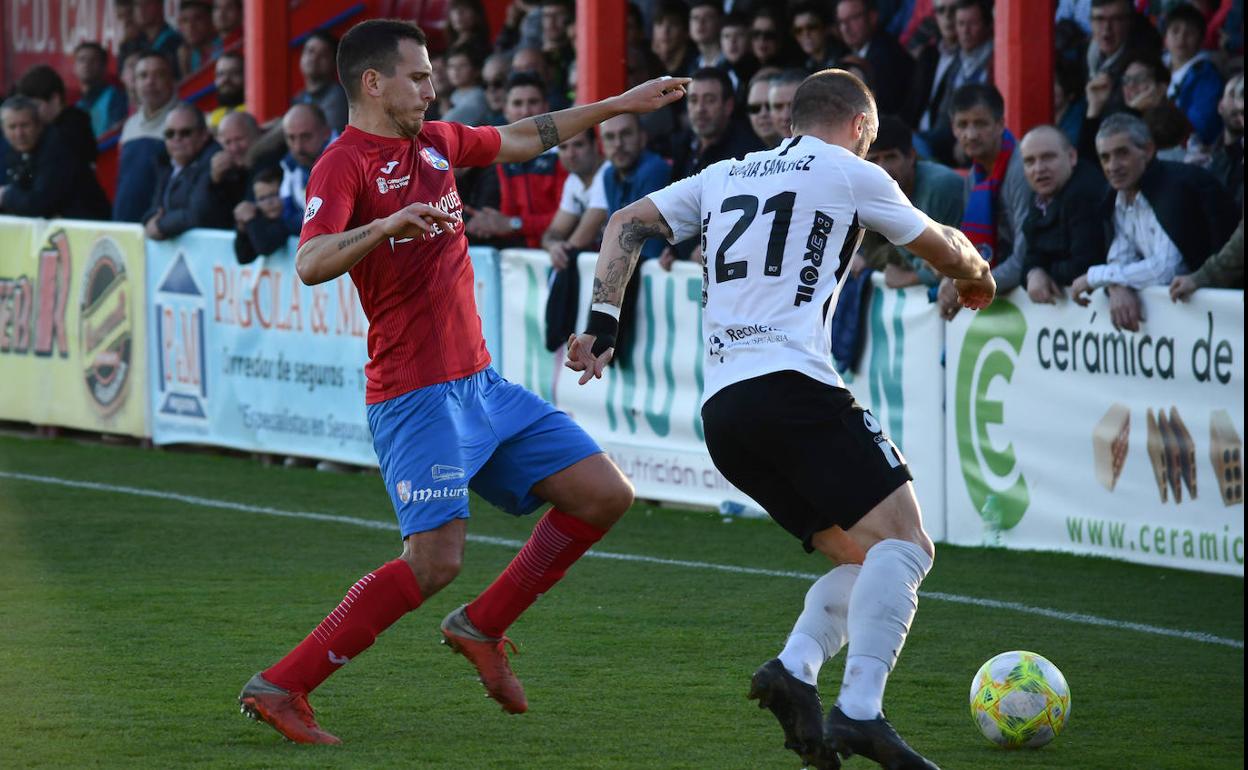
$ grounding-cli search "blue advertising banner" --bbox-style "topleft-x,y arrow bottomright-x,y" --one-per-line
146,231 -> 375,464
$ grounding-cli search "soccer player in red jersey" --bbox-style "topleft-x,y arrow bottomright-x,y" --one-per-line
237,18 -> 689,744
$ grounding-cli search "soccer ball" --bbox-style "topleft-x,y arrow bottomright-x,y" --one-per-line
969,650 -> 1071,748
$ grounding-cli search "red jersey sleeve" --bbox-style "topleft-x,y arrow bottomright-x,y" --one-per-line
298,144 -> 365,248
433,121 -> 502,169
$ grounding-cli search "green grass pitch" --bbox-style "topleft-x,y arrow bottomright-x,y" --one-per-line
0,433 -> 1242,769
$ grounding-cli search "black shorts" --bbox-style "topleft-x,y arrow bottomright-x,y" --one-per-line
701,370 -> 913,552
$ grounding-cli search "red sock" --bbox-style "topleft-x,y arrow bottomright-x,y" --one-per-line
263,559 -> 423,694
465,509 -> 606,638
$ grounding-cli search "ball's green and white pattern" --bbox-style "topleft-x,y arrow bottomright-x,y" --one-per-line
969,650 -> 1071,748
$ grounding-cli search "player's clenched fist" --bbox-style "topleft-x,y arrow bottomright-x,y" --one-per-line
610,76 -> 691,114
954,270 -> 996,311
381,202 -> 460,239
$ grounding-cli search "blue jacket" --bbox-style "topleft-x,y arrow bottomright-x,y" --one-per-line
603,150 -> 671,261
1170,57 -> 1223,146
113,136 -> 164,222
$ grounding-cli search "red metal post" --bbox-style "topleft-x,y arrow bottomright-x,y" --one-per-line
576,0 -> 627,106
244,0 -> 289,124
995,1 -> 1054,136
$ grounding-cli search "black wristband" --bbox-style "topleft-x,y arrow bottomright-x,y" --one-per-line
585,310 -> 619,356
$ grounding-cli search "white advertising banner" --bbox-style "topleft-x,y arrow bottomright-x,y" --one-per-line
842,276 -> 947,540
945,288 -> 1244,576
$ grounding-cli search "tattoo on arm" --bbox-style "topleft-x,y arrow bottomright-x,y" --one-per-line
535,114 -> 560,151
591,218 -> 674,305
336,227 -> 372,251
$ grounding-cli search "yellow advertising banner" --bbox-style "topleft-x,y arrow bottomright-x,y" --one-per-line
0,217 -> 148,437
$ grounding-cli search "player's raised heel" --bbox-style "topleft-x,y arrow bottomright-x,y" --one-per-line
748,659 -> 840,770
823,705 -> 938,770
238,672 -> 341,745
440,605 -> 528,714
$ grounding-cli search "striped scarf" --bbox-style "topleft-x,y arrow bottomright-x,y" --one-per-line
961,128 -> 1015,266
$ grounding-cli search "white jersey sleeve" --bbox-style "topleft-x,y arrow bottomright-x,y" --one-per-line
586,163 -> 608,211
646,172 -> 705,244
558,174 -> 587,215
852,161 -> 928,246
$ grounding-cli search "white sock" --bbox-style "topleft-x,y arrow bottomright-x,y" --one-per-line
836,539 -> 932,720
778,564 -> 860,685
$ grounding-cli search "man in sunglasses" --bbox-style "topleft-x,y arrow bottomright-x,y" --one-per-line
142,103 -> 233,240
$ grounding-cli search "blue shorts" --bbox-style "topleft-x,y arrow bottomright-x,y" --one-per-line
366,367 -> 601,538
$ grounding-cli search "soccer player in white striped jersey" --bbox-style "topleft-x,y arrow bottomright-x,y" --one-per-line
567,69 -> 994,770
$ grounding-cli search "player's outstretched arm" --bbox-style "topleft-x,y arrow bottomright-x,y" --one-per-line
494,77 -> 689,164
295,202 -> 460,285
903,216 -> 997,311
565,198 -> 673,385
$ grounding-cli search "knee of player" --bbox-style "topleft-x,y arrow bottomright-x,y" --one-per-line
403,552 -> 462,594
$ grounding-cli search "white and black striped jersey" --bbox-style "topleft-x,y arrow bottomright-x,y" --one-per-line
647,135 -> 927,403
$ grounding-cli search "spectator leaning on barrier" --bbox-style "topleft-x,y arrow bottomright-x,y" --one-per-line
233,164 -> 289,264
1170,218 -> 1244,300
143,103 -> 231,239
208,110 -> 261,218
133,0 -> 184,78
1071,112 -> 1238,330
464,72 -> 567,249
1162,3 -> 1223,148
293,31 -> 348,134
940,83 -> 1029,320
541,129 -> 607,271
1018,124 -> 1109,304
278,103 -> 334,240
73,42 -> 129,138
16,65 -> 98,166
114,52 -> 180,223
1207,73 -> 1243,207
0,96 -> 110,220
836,0 -> 915,116
861,114 -> 966,289
177,0 -> 222,77
209,52 -> 247,131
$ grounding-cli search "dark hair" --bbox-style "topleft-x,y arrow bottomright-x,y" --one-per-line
73,41 -> 109,63
253,165 -> 283,186
870,114 -> 913,154
836,55 -> 875,90
772,68 -> 810,88
691,66 -> 734,102
789,2 -> 828,24
836,0 -> 876,13
285,101 -> 329,128
16,65 -> 66,101
1123,52 -> 1169,85
504,70 -> 548,97
1090,0 -> 1131,8
652,0 -> 689,26
1164,3 -> 1207,37
689,0 -> 722,12
627,3 -> 644,30
446,43 -> 484,70
0,94 -> 41,121
306,29 -> 340,55
1054,56 -> 1087,104
722,11 -> 750,30
955,0 -> 993,26
179,0 -> 211,15
791,68 -> 876,132
135,49 -> 176,73
949,82 -> 1004,120
337,19 -> 427,101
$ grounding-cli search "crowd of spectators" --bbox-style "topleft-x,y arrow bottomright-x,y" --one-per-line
0,0 -> 1242,322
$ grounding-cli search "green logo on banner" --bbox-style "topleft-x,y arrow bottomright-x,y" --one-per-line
867,287 -> 905,447
955,301 -> 1029,530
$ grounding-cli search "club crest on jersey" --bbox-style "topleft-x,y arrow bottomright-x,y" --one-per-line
420,146 -> 450,171
396,480 -> 412,504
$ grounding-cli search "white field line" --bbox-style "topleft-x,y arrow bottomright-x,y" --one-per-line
2,470 -> 1243,651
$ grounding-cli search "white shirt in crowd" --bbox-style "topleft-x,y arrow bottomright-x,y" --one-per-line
648,135 -> 926,404
558,163 -> 608,216
1087,190 -> 1184,289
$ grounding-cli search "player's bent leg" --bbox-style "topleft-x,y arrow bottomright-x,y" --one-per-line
824,483 -> 939,769
529,451 -> 635,529
399,518 -> 468,598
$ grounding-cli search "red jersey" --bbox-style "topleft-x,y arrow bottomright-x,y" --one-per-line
299,121 -> 502,403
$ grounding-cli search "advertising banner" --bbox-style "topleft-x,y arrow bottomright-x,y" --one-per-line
945,289 -> 1244,576
146,231 -> 376,464
842,277 -> 947,539
499,249 -> 753,510
0,217 -> 148,437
